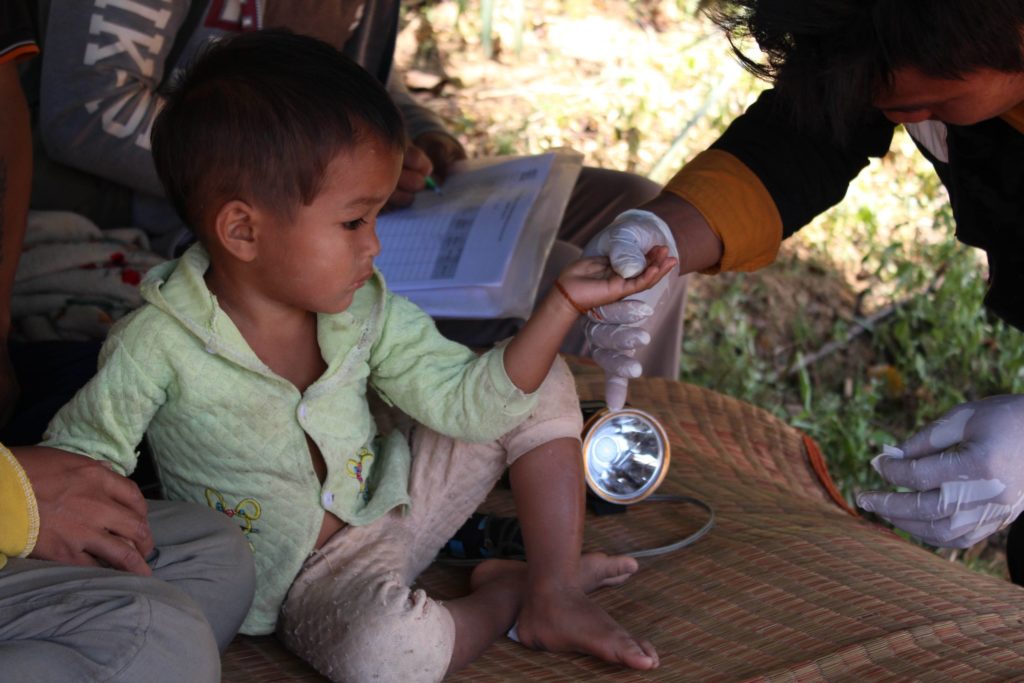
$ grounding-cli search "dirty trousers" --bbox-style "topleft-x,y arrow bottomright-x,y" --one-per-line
278,358 -> 583,682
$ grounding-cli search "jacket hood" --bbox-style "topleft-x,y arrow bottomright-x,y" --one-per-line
139,243 -> 388,375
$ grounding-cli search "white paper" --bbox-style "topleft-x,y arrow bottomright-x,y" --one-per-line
374,152 -> 581,319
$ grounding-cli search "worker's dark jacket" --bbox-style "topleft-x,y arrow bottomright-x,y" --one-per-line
666,89 -> 1024,330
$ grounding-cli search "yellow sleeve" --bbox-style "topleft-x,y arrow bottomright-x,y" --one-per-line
663,149 -> 783,273
1000,102 -> 1024,134
0,444 -> 39,569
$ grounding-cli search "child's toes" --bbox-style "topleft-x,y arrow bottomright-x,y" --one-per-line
580,552 -> 639,591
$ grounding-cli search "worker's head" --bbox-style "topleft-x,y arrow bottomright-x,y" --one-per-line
708,0 -> 1024,139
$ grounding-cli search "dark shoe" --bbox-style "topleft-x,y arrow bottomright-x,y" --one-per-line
440,513 -> 524,561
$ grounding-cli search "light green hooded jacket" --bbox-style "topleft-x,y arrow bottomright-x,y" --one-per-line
43,244 -> 537,634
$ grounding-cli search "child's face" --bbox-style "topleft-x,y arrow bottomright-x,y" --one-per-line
262,136 -> 403,315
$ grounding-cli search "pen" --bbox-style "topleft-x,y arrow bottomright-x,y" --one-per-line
424,175 -> 443,195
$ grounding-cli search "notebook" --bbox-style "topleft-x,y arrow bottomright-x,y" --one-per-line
375,151 -> 582,319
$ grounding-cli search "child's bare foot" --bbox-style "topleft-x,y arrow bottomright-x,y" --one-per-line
488,552 -> 658,671
468,552 -> 634,593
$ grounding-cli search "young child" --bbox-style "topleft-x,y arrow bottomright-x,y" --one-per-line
35,30 -> 675,681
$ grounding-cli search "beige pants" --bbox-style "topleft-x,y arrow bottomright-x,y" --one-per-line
278,358 -> 583,682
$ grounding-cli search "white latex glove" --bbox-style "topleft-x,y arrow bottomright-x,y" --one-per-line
582,209 -> 679,410
857,395 -> 1024,548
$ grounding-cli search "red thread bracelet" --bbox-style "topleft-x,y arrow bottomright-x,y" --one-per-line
555,280 -> 589,316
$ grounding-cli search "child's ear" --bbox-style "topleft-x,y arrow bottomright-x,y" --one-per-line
212,200 -> 260,262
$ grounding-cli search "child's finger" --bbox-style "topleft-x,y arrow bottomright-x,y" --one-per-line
635,259 -> 676,295
635,256 -> 677,287
618,262 -> 673,297
643,245 -> 670,265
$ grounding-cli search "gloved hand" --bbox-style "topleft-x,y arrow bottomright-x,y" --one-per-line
582,209 -> 679,410
857,395 -> 1024,548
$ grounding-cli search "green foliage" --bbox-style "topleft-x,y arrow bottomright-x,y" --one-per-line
873,228 -> 1024,425
789,372 -> 893,502
681,274 -> 777,404
684,200 -> 1024,506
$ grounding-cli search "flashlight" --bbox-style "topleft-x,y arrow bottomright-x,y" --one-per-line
582,406 -> 670,505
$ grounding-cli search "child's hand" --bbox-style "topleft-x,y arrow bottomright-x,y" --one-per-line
505,246 -> 675,395
555,246 -> 677,315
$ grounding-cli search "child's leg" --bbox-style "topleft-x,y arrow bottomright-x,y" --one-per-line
277,425 -> 522,682
505,357 -> 659,670
278,358 -> 652,681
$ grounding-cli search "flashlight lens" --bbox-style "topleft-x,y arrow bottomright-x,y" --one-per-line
593,436 -> 618,463
583,409 -> 668,504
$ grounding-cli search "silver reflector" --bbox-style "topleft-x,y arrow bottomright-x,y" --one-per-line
582,408 -> 670,504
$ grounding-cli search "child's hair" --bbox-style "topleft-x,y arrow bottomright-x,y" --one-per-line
151,29 -> 407,232
706,0 -> 1024,141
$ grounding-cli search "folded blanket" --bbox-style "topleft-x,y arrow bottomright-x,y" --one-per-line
12,211 -> 167,341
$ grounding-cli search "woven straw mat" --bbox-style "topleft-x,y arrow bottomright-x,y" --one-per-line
222,360 -> 1024,682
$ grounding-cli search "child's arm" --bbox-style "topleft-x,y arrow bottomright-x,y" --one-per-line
503,246 -> 677,393
368,249 -> 671,440
41,320 -> 170,477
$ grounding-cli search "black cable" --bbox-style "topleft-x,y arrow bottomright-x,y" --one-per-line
435,494 -> 714,566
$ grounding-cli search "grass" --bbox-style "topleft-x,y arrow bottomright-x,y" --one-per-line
400,0 -> 1024,575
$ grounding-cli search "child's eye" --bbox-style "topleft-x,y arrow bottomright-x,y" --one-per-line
342,218 -> 367,230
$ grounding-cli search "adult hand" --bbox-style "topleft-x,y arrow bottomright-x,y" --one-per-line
16,446 -> 154,575
581,210 -> 679,409
414,131 -> 466,182
388,133 -> 467,209
858,395 -> 1024,548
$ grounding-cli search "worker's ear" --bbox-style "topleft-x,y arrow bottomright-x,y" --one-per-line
211,200 -> 260,262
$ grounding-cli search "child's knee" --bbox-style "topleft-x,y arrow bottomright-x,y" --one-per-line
333,593 -> 454,681
282,574 -> 455,682
503,356 -> 583,463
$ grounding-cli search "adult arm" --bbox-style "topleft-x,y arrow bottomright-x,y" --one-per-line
655,88 -> 897,274
594,88 -> 897,277
583,89 -> 896,387
0,61 -> 32,424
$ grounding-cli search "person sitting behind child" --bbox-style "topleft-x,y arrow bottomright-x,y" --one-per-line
16,29 -> 676,681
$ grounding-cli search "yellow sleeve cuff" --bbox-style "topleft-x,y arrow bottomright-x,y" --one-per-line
0,444 -> 40,568
664,149 -> 783,273
1000,102 -> 1024,134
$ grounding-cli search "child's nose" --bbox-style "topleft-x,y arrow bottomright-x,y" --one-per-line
364,225 -> 381,258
